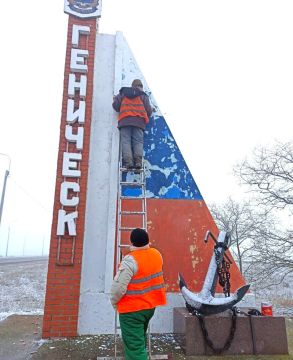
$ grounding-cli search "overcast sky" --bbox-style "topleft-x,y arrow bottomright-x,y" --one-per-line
0,0 -> 292,256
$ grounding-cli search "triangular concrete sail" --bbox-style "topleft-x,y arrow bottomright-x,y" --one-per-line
77,32 -> 249,334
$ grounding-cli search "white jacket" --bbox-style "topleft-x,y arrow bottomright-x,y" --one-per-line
110,244 -> 150,309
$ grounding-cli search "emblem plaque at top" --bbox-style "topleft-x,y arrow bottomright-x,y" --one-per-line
64,0 -> 102,19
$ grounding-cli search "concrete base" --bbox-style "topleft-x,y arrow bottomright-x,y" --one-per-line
173,307 -> 289,356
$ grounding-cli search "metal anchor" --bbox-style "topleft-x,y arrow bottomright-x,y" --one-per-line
179,230 -> 250,315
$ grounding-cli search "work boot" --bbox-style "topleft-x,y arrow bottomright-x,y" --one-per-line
122,160 -> 134,170
134,157 -> 142,169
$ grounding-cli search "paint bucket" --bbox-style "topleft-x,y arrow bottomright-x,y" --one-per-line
261,302 -> 273,316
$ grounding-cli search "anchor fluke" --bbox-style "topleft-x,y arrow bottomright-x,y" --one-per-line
179,276 -> 250,315
178,273 -> 187,290
236,284 -> 250,300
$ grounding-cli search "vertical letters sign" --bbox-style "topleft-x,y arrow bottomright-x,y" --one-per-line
43,3 -> 99,339
57,24 -> 90,238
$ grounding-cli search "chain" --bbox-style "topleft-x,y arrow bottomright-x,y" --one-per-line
214,248 -> 231,297
187,303 -> 238,354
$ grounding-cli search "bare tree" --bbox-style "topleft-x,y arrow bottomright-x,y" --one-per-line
232,140 -> 293,288
234,140 -> 293,212
245,225 -> 293,288
210,197 -> 292,289
210,198 -> 270,276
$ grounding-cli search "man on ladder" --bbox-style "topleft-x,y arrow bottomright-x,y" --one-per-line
110,228 -> 167,360
112,79 -> 153,170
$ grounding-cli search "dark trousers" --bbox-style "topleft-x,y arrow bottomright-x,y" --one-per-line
119,308 -> 155,360
120,126 -> 144,167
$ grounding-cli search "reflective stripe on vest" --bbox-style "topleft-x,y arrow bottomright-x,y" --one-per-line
117,248 -> 166,313
129,271 -> 164,284
118,96 -> 149,124
126,283 -> 165,295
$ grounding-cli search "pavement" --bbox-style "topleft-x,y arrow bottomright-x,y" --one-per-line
0,315 -> 42,360
0,315 -> 293,360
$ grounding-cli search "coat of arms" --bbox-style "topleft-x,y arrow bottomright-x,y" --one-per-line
64,0 -> 102,19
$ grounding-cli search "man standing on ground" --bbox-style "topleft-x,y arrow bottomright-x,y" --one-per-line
112,79 -> 153,170
110,228 -> 166,360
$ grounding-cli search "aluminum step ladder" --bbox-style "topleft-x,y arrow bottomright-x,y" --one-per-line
114,151 -> 151,359
114,156 -> 152,359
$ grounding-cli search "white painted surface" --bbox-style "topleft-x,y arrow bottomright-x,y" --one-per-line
70,49 -> 89,73
68,74 -> 87,98
71,25 -> 90,48
62,152 -> 81,177
57,210 -> 78,236
78,33 -> 119,335
103,32 -> 123,294
66,99 -> 86,123
60,181 -> 80,206
78,292 -> 185,334
65,124 -> 84,150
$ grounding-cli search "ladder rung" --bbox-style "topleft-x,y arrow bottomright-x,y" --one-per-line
120,196 -> 145,200
119,227 -> 140,231
120,211 -> 146,215
118,244 -> 131,248
120,181 -> 145,186
120,167 -> 144,172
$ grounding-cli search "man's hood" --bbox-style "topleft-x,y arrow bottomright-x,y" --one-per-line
119,87 -> 147,99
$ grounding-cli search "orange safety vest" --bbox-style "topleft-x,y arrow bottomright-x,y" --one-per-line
118,96 -> 149,124
117,248 -> 167,313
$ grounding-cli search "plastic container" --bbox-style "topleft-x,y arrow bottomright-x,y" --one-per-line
261,302 -> 273,316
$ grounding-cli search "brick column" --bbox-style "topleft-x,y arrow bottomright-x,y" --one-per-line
43,15 -> 97,338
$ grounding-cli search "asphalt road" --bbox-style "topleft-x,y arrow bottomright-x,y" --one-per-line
0,256 -> 48,266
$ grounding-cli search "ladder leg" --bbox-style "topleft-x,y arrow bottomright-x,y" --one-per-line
148,323 -> 152,359
114,311 -> 118,359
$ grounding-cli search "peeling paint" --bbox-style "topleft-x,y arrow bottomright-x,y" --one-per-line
192,259 -> 199,269
189,244 -> 197,254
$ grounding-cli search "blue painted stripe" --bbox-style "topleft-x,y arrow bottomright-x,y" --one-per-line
122,115 -> 203,200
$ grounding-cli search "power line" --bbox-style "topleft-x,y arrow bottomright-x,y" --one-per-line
9,177 -> 51,214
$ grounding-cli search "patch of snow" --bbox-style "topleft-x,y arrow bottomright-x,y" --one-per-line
0,310 -> 43,322
0,261 -> 47,322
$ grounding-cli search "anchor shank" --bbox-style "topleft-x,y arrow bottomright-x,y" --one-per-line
200,231 -> 228,298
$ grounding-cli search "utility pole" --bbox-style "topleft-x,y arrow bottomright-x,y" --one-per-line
5,226 -> 10,257
0,153 -> 11,226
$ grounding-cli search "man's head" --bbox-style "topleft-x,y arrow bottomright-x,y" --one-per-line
130,228 -> 149,247
131,79 -> 144,90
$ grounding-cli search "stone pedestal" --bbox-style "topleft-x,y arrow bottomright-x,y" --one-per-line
173,307 -> 288,356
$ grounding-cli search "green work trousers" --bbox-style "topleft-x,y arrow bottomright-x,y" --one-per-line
119,308 -> 155,360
